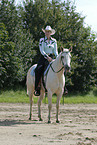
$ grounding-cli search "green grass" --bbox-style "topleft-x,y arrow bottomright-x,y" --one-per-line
0,89 -> 29,103
0,87 -> 97,104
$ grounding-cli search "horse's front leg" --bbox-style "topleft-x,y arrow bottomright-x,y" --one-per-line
56,92 -> 63,123
38,89 -> 45,121
48,90 -> 52,123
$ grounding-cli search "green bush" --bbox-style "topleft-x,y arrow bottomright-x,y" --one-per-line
0,0 -> 97,92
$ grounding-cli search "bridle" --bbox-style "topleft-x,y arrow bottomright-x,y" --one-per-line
50,51 -> 70,74
42,51 -> 71,91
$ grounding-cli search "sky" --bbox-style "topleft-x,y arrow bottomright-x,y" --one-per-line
75,0 -> 97,33
15,0 -> 97,33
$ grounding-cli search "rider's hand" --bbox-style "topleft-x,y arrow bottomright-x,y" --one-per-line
47,56 -> 52,62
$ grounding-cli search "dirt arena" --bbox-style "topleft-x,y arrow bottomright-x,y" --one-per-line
0,103 -> 97,145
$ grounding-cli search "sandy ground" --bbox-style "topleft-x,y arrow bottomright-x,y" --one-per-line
0,103 -> 97,145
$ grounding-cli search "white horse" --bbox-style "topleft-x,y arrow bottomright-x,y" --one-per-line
27,48 -> 71,123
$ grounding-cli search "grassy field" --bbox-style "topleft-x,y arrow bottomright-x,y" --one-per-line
0,87 -> 97,104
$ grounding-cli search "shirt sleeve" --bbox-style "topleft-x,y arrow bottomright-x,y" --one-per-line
39,38 -> 49,59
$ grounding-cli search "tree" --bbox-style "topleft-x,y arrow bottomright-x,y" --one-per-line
0,23 -> 20,87
0,0 -> 36,88
0,0 -> 96,92
0,0 -> 21,41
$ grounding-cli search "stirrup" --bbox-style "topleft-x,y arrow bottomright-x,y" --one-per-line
34,88 -> 40,96
64,90 -> 68,95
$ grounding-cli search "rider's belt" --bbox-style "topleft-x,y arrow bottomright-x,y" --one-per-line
47,53 -> 54,55
48,53 -> 54,59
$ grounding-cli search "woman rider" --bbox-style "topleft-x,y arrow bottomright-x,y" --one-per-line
34,26 -> 58,96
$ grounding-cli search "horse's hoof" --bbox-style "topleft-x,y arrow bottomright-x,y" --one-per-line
48,120 -> 51,123
29,117 -> 31,120
56,120 -> 60,123
39,118 -> 43,121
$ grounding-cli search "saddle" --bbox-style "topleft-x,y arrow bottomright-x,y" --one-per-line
30,62 -> 51,95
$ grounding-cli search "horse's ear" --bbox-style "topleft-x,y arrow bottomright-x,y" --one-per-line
69,46 -> 73,52
60,47 -> 64,52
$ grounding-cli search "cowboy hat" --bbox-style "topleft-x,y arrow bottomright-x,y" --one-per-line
42,26 -> 55,35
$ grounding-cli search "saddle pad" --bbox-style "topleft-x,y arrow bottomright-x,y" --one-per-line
30,69 -> 34,76
30,63 -> 51,77
44,63 -> 50,76
30,65 -> 37,76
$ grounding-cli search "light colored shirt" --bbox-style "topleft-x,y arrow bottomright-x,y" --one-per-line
39,36 -> 58,59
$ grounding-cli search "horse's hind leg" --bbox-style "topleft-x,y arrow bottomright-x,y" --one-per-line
38,89 -> 45,121
29,90 -> 34,120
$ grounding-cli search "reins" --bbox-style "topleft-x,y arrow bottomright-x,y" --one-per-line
50,62 -> 64,73
49,51 -> 69,73
42,56 -> 64,92
42,51 -> 70,91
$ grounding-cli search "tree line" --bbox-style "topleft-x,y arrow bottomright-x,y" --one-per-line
0,0 -> 97,92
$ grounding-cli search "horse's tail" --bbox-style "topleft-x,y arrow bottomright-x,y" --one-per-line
26,71 -> 30,96
27,89 -> 29,96
26,78 -> 29,96
26,64 -> 37,96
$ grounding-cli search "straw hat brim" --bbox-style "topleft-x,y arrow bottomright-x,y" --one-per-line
42,28 -> 55,35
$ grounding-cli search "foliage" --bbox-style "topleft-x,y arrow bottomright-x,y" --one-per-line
0,0 -> 36,87
0,0 -> 97,92
0,23 -> 19,87
0,0 -> 20,40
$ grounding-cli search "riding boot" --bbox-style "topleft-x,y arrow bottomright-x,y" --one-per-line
34,87 -> 40,96
34,70 -> 41,96
34,55 -> 47,96
34,65 -> 43,96
34,80 -> 41,96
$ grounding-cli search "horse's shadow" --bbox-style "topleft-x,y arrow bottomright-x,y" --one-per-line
0,119 -> 44,126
